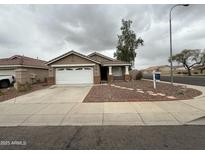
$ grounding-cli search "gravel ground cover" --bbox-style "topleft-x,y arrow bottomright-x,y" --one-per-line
83,80 -> 202,102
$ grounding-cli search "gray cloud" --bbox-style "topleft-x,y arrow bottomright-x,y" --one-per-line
0,4 -> 205,69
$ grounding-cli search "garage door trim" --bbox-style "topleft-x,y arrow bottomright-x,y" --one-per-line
55,66 -> 94,84
51,64 -> 95,67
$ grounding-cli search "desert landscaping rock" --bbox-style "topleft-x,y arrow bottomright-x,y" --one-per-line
157,93 -> 166,96
137,91 -> 144,94
147,91 -> 154,94
111,84 -> 134,91
150,93 -> 158,96
83,80 -> 202,102
167,96 -> 177,99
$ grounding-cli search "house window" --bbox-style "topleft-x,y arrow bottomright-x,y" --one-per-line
58,68 -> 64,71
84,67 -> 91,70
76,68 -> 83,70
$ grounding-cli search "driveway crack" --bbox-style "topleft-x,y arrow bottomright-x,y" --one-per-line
65,127 -> 82,149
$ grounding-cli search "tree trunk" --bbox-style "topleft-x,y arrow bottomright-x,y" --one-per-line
187,69 -> 192,76
200,69 -> 203,74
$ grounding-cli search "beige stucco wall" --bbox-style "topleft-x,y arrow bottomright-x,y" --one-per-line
52,54 -> 96,65
24,67 -> 48,83
48,67 -> 55,77
15,68 -> 30,84
14,67 -> 48,84
93,64 -> 100,76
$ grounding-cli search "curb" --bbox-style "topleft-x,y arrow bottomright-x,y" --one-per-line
142,79 -> 205,99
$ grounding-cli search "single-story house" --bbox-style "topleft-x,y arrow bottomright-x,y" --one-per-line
0,55 -> 48,83
46,51 -> 131,84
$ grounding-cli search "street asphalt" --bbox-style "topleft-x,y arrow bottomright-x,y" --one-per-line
143,74 -> 205,86
0,126 -> 205,150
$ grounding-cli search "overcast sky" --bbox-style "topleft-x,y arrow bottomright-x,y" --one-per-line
0,4 -> 205,69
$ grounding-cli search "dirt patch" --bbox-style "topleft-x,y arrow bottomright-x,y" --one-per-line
83,80 -> 202,102
0,83 -> 50,102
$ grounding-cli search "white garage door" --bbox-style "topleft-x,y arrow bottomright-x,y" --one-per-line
56,67 -> 93,84
0,69 -> 15,76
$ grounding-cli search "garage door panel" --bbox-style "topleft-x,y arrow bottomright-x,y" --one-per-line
56,67 -> 93,84
0,69 -> 15,76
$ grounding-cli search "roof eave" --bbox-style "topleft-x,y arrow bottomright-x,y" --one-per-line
0,64 -> 48,69
88,52 -> 116,61
46,51 -> 101,65
102,63 -> 131,66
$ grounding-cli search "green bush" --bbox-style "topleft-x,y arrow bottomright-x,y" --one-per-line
0,90 -> 3,96
16,82 -> 31,92
135,71 -> 143,80
130,70 -> 143,80
36,79 -> 41,83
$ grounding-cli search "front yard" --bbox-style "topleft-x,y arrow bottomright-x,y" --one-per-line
83,80 -> 202,102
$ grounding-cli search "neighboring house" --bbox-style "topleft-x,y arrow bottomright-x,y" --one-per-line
0,55 -> 48,83
46,51 -> 131,84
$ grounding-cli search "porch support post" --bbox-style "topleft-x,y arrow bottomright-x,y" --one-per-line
125,66 -> 129,75
124,65 -> 130,81
108,66 -> 113,83
109,66 -> 112,75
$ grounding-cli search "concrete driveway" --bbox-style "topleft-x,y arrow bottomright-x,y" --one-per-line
0,84 -> 205,126
2,85 -> 91,104
0,85 -> 92,126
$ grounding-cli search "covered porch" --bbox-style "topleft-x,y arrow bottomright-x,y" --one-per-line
100,64 -> 130,83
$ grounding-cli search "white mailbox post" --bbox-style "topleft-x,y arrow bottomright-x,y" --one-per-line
152,71 -> 161,89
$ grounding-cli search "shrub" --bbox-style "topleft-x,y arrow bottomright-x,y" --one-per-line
135,71 -> 143,80
130,70 -> 143,80
15,82 -> 31,92
36,79 -> 41,83
0,90 -> 3,96
44,77 -> 47,83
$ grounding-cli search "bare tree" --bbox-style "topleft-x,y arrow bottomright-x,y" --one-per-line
169,49 -> 203,76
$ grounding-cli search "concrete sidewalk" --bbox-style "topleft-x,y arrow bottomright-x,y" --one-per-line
0,84 -> 205,126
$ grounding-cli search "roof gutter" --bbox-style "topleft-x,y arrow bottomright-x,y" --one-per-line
0,65 -> 48,69
51,64 -> 95,67
102,64 -> 131,66
46,51 -> 101,65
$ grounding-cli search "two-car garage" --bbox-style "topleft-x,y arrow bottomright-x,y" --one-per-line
47,51 -> 101,85
55,67 -> 94,84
